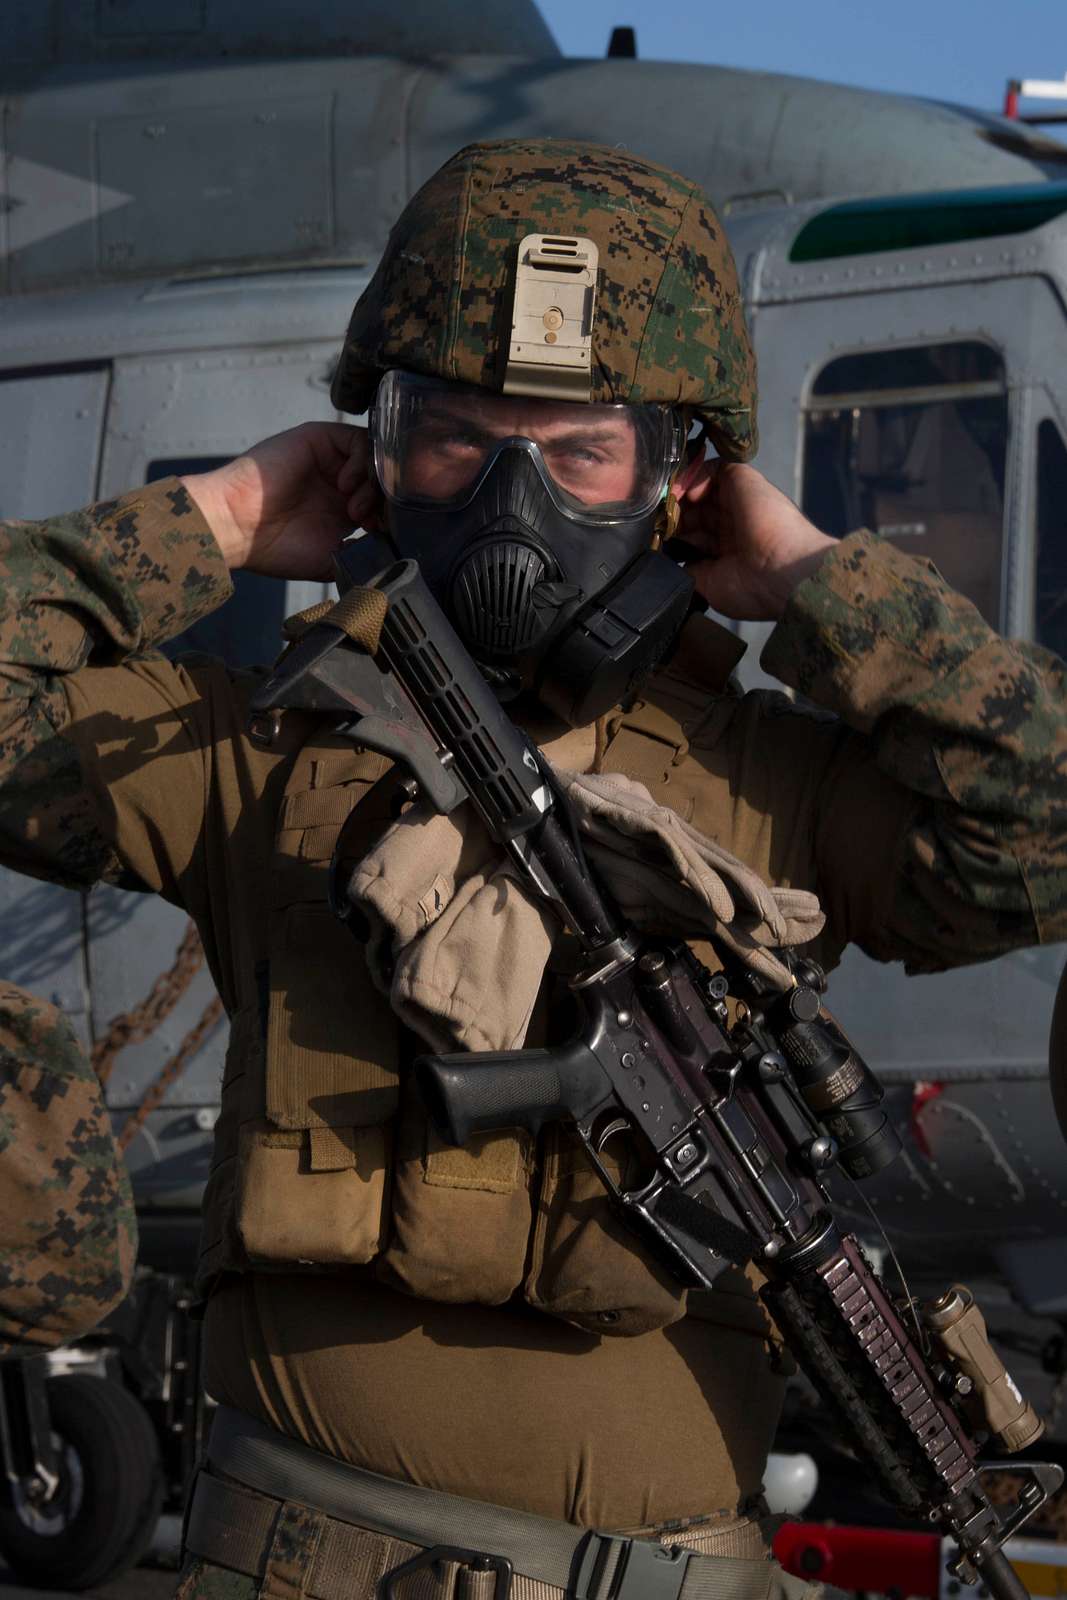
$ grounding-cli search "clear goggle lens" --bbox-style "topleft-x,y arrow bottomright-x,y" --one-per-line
371,369 -> 683,523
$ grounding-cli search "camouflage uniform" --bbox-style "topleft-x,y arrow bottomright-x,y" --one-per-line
0,141 -> 1065,1597
0,982 -> 136,1356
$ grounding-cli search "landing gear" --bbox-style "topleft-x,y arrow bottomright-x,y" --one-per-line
0,1369 -> 163,1590
0,1267 -> 206,1591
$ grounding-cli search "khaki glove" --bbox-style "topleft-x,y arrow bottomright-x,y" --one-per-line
348,768 -> 824,1055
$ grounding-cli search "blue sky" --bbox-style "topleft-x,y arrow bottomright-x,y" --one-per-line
535,0 -> 1067,119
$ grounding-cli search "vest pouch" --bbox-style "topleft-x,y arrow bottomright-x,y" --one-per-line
266,901 -> 400,1130
236,1118 -> 390,1266
525,1124 -> 687,1336
376,1076 -> 535,1306
245,894 -> 400,1268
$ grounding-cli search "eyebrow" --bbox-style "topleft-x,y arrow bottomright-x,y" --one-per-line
420,409 -> 632,447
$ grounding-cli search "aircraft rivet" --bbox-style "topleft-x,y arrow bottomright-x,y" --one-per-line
616,1011 -> 632,1027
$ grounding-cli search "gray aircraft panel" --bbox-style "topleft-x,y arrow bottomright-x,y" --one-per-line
97,96 -> 335,276
8,0 -> 559,68
0,272 -> 368,372
0,366 -> 110,521
4,53 -> 1067,297
407,58 -> 1067,210
98,342 -> 340,496
828,941 -> 1067,1084
732,191 -> 1067,316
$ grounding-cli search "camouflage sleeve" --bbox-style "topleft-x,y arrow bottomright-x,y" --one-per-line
0,983 -> 136,1356
0,479 -> 233,889
762,530 -> 1067,972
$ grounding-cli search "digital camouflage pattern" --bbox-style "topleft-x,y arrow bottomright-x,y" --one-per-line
764,531 -> 1067,973
331,139 -> 758,461
174,1557 -> 257,1600
0,481 -> 233,891
0,982 -> 137,1356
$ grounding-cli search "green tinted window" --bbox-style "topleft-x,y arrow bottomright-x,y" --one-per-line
802,343 -> 1008,627
1035,421 -> 1067,661
791,183 -> 1067,263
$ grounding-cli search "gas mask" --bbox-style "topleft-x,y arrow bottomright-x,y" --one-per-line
369,368 -> 694,726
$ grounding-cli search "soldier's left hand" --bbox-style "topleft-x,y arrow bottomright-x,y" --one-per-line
673,458 -> 836,621
182,422 -> 379,580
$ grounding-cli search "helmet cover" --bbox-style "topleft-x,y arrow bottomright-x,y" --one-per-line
332,138 -> 757,461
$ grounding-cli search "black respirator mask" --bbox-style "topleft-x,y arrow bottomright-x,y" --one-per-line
368,369 -> 695,726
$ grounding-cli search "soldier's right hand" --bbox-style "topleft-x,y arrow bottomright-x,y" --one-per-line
181,422 -> 380,581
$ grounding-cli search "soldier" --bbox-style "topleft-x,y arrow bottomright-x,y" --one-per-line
0,983 -> 136,1355
0,139 -> 1064,1598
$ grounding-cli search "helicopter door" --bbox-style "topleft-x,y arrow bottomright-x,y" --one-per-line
0,362 -> 112,1044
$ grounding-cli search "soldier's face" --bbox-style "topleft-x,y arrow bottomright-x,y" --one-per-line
401,392 -> 640,509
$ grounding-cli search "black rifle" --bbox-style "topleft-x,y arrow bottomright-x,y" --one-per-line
252,553 -> 1061,1600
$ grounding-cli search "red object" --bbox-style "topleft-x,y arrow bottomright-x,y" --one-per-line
1004,81 -> 1020,118
909,1079 -> 945,1160
773,1522 -> 942,1598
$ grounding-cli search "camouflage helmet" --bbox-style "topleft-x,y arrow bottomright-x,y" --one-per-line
331,138 -> 758,461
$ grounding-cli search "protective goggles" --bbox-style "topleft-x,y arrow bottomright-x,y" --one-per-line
371,369 -> 685,525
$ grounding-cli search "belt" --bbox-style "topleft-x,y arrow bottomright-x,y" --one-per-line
186,1406 -> 789,1600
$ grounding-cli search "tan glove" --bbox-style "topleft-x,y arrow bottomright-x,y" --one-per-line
349,768 -> 824,1055
555,770 -> 824,987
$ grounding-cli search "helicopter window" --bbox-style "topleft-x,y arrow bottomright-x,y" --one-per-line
802,341 -> 1008,628
145,456 -> 287,668
1035,420 -> 1067,662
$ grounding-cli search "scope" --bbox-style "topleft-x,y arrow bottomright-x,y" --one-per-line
772,986 -> 902,1179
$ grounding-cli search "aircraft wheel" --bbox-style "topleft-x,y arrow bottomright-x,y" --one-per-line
0,1373 -> 164,1590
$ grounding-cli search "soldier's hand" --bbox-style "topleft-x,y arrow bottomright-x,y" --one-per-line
673,460 -> 836,621
181,422 -> 380,581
